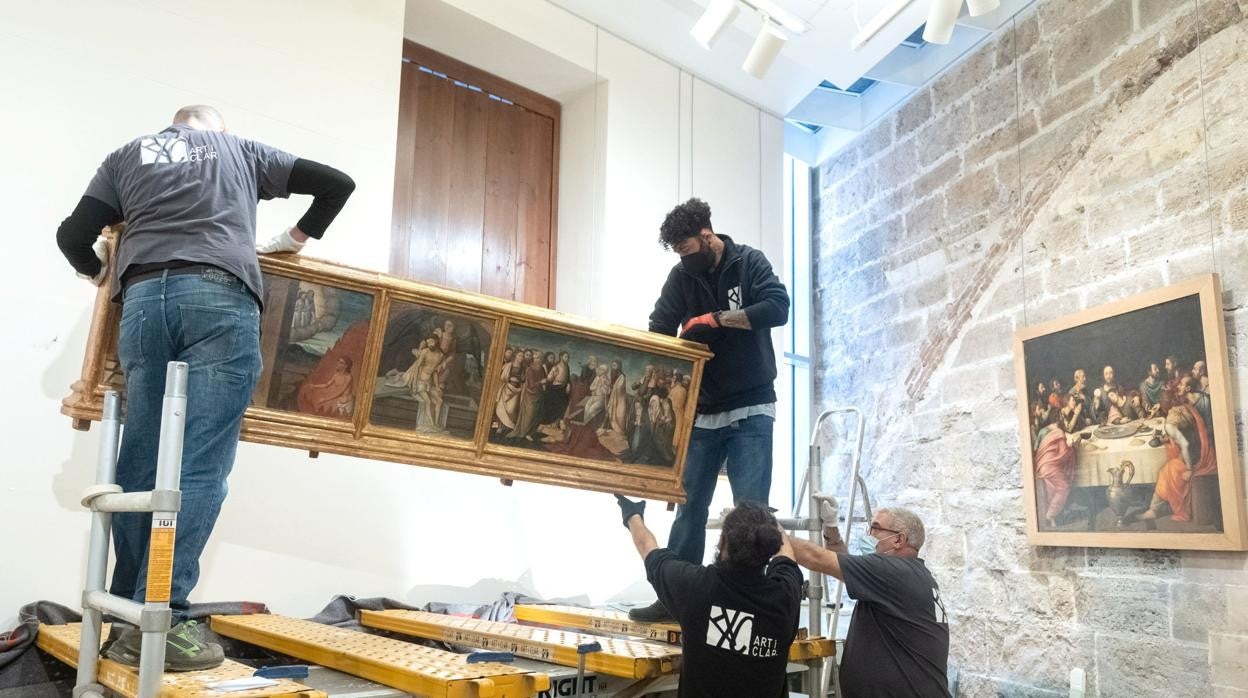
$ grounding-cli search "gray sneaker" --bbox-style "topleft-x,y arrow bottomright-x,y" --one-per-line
103,620 -> 225,672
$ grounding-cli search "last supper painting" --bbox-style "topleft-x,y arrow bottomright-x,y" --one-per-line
1014,275 -> 1246,550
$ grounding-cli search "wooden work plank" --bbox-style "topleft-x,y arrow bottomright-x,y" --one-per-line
513,604 -> 683,644
36,623 -> 324,698
359,610 -> 680,680
211,614 -> 547,698
511,604 -> 836,661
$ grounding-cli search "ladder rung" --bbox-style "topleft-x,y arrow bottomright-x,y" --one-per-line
82,591 -> 144,626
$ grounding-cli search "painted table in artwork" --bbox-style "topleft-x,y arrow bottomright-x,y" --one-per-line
61,248 -> 711,503
1069,417 -> 1169,486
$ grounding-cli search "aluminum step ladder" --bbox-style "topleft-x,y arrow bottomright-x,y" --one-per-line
74,362 -> 188,698
795,407 -> 873,698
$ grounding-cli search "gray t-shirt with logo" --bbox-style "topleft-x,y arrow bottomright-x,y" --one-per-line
84,123 -> 297,302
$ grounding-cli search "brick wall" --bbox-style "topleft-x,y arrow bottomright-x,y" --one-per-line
812,0 -> 1248,694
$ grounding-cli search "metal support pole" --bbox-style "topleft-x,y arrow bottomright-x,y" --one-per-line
74,391 -> 121,698
805,438 -> 824,698
135,362 -> 188,698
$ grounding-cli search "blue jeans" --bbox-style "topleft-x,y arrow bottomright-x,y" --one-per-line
666,414 -> 774,564
109,269 -> 262,615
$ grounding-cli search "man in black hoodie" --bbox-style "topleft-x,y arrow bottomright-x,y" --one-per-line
631,198 -> 790,623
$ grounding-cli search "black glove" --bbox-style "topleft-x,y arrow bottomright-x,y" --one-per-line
615,494 -> 646,529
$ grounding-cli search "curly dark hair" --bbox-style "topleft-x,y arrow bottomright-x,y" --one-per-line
720,501 -> 782,570
659,198 -> 713,250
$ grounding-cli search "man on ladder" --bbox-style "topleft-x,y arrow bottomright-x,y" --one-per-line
635,197 -> 790,623
56,104 -> 355,670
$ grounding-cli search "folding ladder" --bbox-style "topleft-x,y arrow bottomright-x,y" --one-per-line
797,406 -> 872,698
74,362 -> 188,698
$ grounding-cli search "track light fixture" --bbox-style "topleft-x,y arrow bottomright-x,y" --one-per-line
689,0 -> 810,78
691,0 -> 740,50
743,18 -> 787,78
922,0 -> 962,44
966,0 -> 1001,16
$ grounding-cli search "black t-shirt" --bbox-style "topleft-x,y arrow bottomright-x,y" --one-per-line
645,548 -> 803,697
838,553 -> 950,698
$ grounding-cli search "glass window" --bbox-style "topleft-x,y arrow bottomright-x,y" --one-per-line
782,154 -> 813,511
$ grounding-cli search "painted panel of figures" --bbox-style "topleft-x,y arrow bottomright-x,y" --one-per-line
369,300 -> 493,440
489,325 -> 695,468
1022,294 -> 1223,534
252,274 -> 375,420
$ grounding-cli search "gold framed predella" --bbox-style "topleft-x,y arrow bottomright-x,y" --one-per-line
1013,274 -> 1247,551
62,250 -> 711,503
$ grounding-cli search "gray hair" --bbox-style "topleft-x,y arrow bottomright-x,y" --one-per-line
172,104 -> 226,131
879,507 -> 926,551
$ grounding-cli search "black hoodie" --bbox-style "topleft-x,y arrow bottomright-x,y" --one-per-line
648,235 -> 790,415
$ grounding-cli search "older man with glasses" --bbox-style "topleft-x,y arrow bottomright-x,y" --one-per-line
786,505 -> 951,698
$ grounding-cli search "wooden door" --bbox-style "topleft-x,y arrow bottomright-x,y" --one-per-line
391,41 -> 559,308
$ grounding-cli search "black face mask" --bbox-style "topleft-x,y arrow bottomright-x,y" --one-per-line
680,240 -> 714,274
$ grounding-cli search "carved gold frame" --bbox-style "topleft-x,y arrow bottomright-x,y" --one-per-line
62,251 -> 710,503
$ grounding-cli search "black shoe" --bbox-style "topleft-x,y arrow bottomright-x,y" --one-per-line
103,620 -> 225,672
628,601 -> 674,623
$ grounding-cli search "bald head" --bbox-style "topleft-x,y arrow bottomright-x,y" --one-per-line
172,105 -> 226,132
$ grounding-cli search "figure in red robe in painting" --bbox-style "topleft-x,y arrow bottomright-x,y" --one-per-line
296,321 -> 370,418
1141,401 -> 1216,523
1033,412 -> 1076,530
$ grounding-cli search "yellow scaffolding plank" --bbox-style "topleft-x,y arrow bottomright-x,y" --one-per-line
36,623 -> 325,698
210,614 -> 548,698
513,604 -> 683,644
511,604 -> 836,661
359,610 -> 681,680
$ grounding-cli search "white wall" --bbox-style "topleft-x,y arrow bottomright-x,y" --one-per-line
422,1 -> 792,566
0,0 -> 786,630
0,0 -> 405,628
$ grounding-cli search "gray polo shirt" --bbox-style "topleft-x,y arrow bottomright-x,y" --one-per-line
84,123 -> 297,302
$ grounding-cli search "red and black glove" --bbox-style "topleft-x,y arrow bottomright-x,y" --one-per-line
679,312 -> 720,345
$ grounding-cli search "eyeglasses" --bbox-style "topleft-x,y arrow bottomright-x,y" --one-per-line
868,522 -> 903,537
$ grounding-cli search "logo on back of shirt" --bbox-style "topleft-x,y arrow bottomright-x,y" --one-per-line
707,605 -> 779,658
139,136 -> 218,165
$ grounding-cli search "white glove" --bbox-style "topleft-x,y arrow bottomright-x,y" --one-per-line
256,228 -> 306,255
76,237 -> 110,287
814,493 -> 840,528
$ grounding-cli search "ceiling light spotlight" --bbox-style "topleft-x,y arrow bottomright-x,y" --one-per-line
743,18 -> 787,78
922,0 -> 962,44
966,0 -> 1000,16
691,0 -> 741,50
